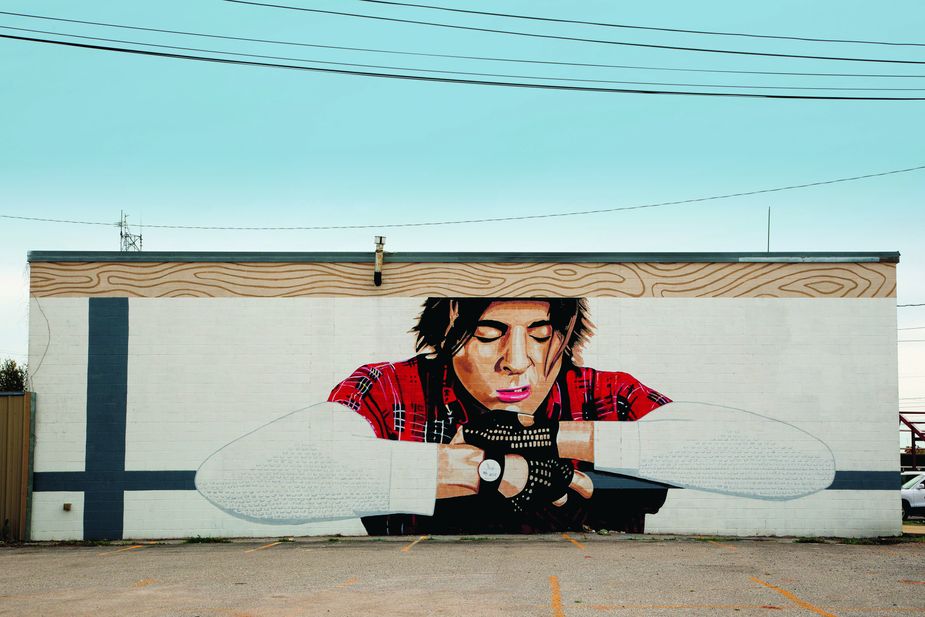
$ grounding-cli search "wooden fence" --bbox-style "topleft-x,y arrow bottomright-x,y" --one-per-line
1,393 -> 33,542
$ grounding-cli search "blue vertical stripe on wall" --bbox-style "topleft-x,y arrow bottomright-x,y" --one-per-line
83,297 -> 129,540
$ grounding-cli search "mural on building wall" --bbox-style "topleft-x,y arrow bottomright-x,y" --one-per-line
196,297 -> 836,535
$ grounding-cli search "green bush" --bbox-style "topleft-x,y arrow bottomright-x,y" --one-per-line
0,359 -> 28,392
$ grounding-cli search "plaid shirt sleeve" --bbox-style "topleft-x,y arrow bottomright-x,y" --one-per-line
591,370 -> 672,422
327,362 -> 401,440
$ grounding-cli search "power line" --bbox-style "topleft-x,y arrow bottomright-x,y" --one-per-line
355,0 -> 925,48
3,10 -> 924,79
0,213 -> 116,226
900,304 -> 925,307
3,163 -> 924,231
228,0 -> 925,65
8,25 -> 925,92
7,32 -> 925,100
899,326 -> 925,330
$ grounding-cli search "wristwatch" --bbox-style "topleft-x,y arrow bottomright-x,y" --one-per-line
477,456 -> 504,493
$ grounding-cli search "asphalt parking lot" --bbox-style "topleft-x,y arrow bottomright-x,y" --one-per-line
1,534 -> 923,617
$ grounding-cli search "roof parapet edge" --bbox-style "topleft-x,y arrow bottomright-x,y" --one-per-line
26,251 -> 900,264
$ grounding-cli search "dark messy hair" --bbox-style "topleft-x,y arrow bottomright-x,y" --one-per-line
412,298 -> 593,364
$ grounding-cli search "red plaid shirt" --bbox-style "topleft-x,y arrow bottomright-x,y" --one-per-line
328,355 -> 670,442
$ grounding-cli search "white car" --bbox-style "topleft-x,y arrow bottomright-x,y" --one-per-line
901,472 -> 925,520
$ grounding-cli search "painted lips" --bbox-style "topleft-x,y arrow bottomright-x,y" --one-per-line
496,385 -> 532,403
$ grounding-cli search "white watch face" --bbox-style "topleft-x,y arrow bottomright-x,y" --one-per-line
478,458 -> 502,483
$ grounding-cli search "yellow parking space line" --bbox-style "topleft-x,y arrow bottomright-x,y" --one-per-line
550,575 -> 565,617
561,533 -> 585,550
708,540 -> 737,552
245,541 -> 281,553
589,604 -> 780,611
751,577 -> 837,617
400,535 -> 429,553
98,544 -> 144,556
589,604 -> 925,613
839,609 -> 925,613
336,578 -> 359,588
133,578 -> 158,588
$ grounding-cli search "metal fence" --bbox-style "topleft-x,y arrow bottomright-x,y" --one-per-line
901,411 -> 925,471
1,393 -> 33,542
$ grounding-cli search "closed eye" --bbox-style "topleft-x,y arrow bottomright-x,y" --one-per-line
475,335 -> 502,343
528,322 -> 552,343
474,320 -> 506,343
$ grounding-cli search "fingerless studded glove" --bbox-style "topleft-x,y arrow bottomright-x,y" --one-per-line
508,458 -> 575,513
462,413 -> 559,459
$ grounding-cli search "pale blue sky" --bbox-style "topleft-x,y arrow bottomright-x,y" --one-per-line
1,0 -> 924,411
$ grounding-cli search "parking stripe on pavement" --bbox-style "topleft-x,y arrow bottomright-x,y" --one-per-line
751,577 -> 837,617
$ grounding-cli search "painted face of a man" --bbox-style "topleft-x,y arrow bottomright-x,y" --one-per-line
452,300 -> 564,414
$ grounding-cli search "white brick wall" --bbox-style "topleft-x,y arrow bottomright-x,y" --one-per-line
585,298 -> 898,472
29,298 -> 88,472
28,296 -> 900,538
125,298 -> 422,471
122,491 -> 365,539
648,490 -> 899,538
29,492 -> 85,541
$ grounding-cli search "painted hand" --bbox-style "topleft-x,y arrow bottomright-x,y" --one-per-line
461,412 -> 559,459
448,427 -> 594,509
506,457 -> 575,514
494,454 -> 595,512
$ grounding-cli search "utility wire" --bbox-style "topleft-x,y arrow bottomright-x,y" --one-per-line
3,10 -> 924,79
7,32 -> 925,100
355,0 -> 925,48
227,0 -> 925,65
900,304 -> 925,307
0,214 -> 117,226
3,164 -> 924,231
9,26 -> 925,92
9,33 -> 925,100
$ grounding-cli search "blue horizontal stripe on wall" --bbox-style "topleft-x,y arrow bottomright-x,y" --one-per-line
31,469 -> 894,495
587,470 -> 896,491
33,471 -> 196,492
827,471 -> 898,490
586,472 -> 677,490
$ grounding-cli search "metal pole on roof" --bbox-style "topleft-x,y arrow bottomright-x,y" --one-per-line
767,207 -> 771,252
374,236 -> 385,286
